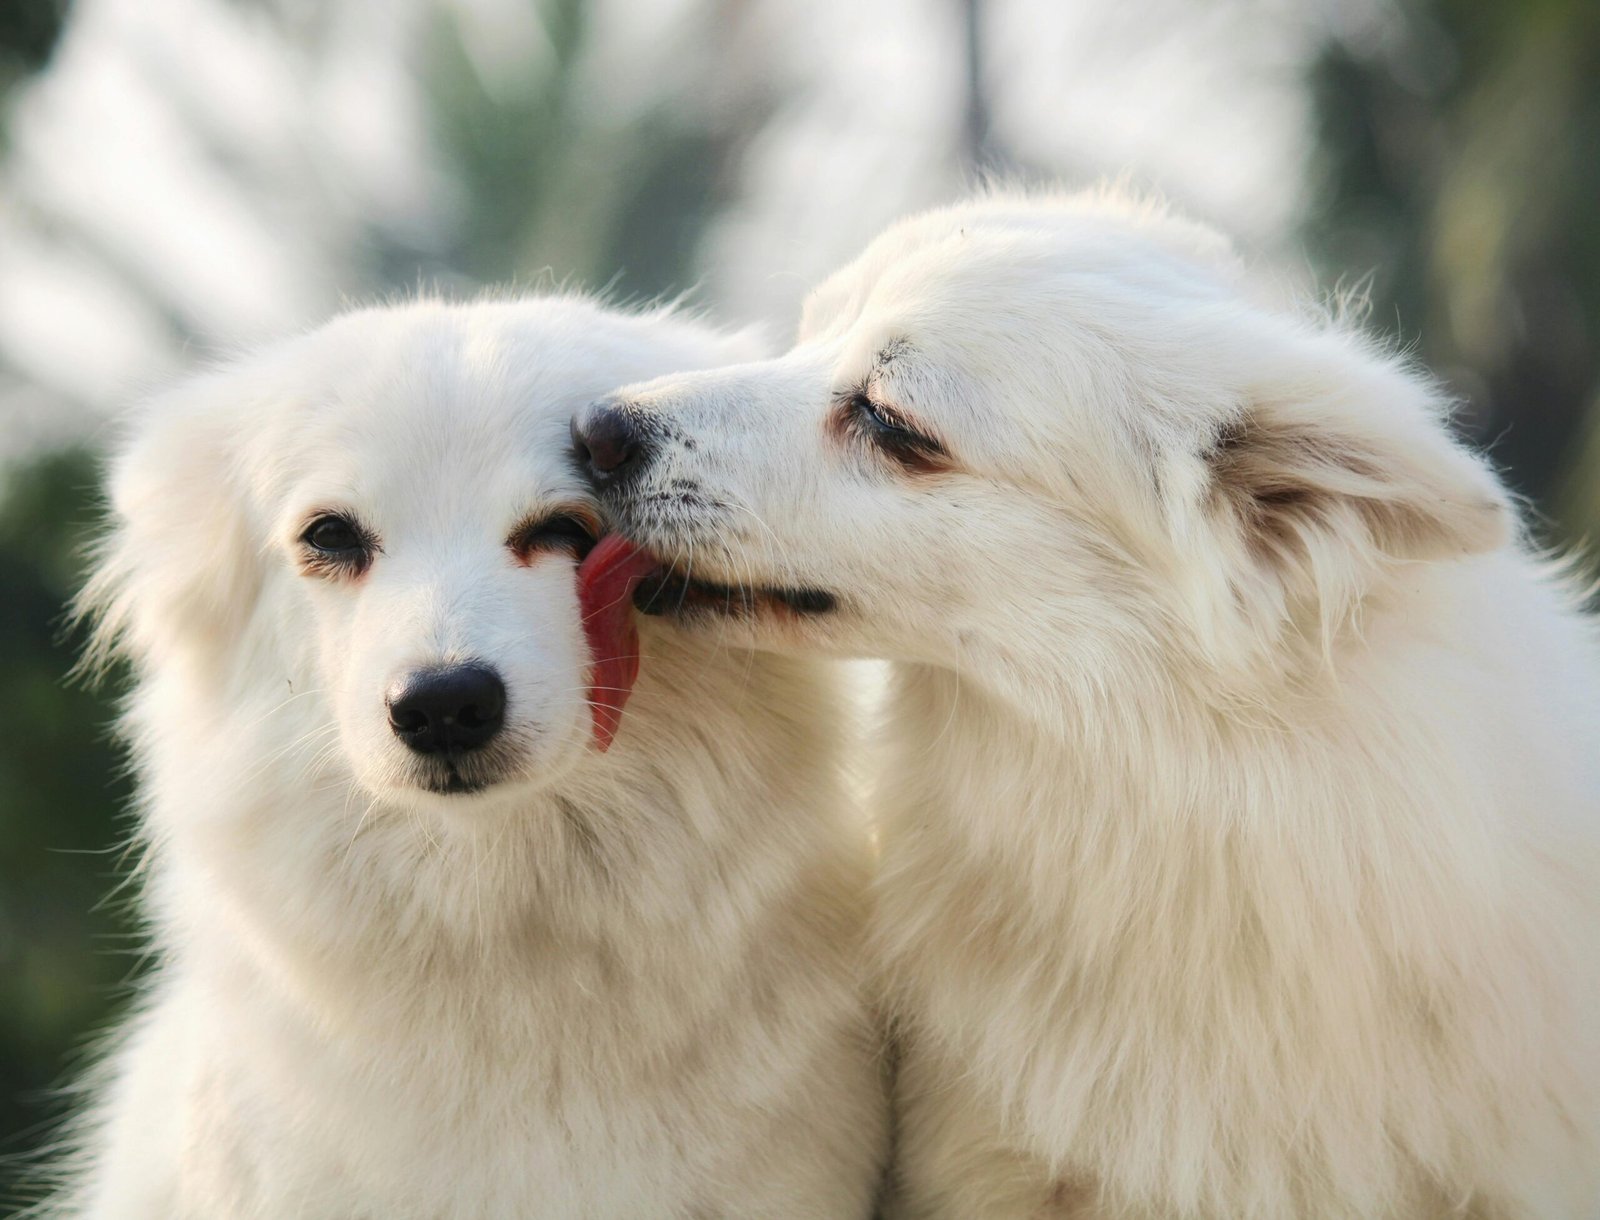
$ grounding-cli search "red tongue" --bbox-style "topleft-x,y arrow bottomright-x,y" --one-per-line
576,535 -> 660,751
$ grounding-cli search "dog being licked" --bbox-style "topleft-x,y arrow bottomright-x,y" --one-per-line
574,192 -> 1600,1219
57,299 -> 887,1218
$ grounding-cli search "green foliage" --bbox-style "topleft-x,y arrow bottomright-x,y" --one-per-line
427,0 -> 590,282
0,0 -> 66,156
0,449 -> 138,1198
1304,0 -> 1600,545
426,0 -> 728,303
0,0 -> 66,80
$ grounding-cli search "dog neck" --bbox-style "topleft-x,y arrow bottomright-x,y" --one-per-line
870,555 -> 1600,1217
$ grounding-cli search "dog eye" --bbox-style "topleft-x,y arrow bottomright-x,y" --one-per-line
842,391 -> 950,473
306,517 -> 362,552
846,391 -> 906,435
299,513 -> 376,577
509,510 -> 599,563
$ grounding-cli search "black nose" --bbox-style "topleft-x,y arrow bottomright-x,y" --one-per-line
386,663 -> 506,755
571,401 -> 650,485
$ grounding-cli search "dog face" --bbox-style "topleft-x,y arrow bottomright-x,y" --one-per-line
578,193 -> 1510,697
87,300 -> 753,814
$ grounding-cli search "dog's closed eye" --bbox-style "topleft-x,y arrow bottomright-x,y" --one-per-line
837,390 -> 951,475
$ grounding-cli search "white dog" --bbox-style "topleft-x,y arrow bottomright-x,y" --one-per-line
574,192 -> 1600,1219
54,298 -> 888,1218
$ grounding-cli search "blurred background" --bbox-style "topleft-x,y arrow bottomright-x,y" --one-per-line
0,0 -> 1595,1200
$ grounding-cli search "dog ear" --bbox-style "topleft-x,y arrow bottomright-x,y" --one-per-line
78,369 -> 263,677
1206,358 -> 1511,579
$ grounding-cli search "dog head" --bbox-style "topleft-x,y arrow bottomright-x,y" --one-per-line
83,298 -> 755,815
575,191 -> 1511,701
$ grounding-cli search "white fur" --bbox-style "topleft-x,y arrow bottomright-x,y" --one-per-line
54,298 -> 888,1219
584,191 -> 1600,1219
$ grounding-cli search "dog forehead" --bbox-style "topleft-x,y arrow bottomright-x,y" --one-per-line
809,228 -> 1086,363
321,312 -> 603,419
800,211 -> 981,341
811,236 -> 1200,484
804,194 -> 1235,350
255,310 -> 614,523
821,242 -> 1076,409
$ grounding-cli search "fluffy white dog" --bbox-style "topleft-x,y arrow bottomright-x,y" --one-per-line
573,192 -> 1600,1219
54,298 -> 887,1218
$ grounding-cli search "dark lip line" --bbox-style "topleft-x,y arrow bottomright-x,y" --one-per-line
631,565 -> 838,618
419,764 -> 491,796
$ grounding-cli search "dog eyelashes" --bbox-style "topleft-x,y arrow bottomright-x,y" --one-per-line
300,512 -> 378,578
843,389 -> 908,435
839,390 -> 951,475
507,507 -> 601,565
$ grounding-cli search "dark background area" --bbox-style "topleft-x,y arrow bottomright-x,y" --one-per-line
1,0 -> 1596,1205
